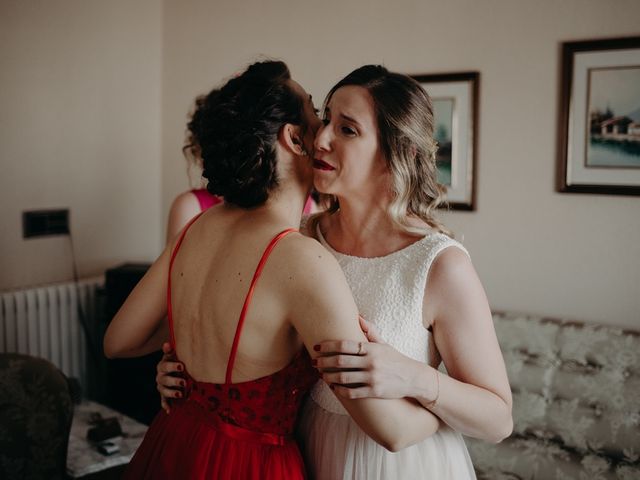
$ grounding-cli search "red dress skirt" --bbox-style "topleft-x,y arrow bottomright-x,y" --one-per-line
123,352 -> 317,479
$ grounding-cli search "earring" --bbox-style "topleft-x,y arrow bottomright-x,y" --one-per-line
300,149 -> 308,156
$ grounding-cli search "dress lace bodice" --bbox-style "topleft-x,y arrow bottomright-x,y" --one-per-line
310,226 -> 469,415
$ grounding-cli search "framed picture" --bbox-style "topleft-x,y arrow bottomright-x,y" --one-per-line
558,36 -> 640,195
411,72 -> 479,210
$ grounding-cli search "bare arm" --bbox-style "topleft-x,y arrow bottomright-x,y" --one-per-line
413,247 -> 512,442
103,244 -> 172,359
317,246 -> 512,443
287,238 -> 440,451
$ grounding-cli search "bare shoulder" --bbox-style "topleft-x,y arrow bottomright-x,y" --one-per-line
426,243 -> 490,327
429,244 -> 474,285
273,232 -> 359,344
166,191 -> 200,243
278,233 -> 340,274
267,233 -> 344,300
170,191 -> 200,217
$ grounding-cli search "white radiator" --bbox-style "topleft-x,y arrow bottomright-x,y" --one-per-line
0,277 -> 104,391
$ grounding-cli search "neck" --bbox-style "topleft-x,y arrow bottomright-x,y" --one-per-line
338,196 -> 390,235
322,187 -> 432,257
323,193 -> 400,256
259,179 -> 310,227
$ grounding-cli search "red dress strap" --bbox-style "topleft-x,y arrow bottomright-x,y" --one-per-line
225,228 -> 298,384
167,211 -> 205,350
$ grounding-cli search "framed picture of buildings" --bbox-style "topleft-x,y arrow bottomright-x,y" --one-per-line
411,72 -> 479,210
558,36 -> 640,195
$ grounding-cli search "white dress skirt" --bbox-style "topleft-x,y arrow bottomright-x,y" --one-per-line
299,393 -> 476,480
298,228 -> 477,480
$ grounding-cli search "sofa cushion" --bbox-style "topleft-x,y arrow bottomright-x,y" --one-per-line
469,434 -> 640,480
493,314 -> 561,437
467,312 -> 640,479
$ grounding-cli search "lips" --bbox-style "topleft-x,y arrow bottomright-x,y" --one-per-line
313,158 -> 335,171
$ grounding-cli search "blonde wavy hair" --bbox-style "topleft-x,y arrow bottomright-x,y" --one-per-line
308,65 -> 452,239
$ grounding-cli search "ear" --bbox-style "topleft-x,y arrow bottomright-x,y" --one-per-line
279,123 -> 307,156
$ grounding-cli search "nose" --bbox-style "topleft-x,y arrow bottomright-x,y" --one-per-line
314,123 -> 331,153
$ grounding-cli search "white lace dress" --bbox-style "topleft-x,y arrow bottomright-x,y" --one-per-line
298,227 -> 477,480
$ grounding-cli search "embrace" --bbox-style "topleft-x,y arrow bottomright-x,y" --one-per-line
104,60 -> 512,479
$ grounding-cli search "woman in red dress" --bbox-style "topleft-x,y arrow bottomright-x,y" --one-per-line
104,61 -> 439,479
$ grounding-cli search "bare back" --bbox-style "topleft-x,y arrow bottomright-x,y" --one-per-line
169,205 -> 304,383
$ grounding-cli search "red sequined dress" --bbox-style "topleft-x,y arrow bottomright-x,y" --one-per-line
124,217 -> 318,479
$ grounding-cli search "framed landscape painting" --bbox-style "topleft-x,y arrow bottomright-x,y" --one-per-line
411,72 -> 479,210
558,36 -> 640,195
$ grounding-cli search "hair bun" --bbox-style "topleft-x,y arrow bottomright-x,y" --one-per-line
183,61 -> 305,208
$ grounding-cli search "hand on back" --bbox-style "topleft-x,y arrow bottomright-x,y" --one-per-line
156,342 -> 185,414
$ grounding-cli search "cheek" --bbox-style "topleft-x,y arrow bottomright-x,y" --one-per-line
358,145 -> 384,174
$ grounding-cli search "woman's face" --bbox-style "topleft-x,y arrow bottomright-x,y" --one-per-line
312,85 -> 389,198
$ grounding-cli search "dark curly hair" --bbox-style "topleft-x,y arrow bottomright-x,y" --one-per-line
184,61 -> 306,208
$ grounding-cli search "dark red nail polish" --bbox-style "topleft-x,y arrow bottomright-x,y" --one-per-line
312,359 -> 318,366
177,364 -> 183,371
313,345 -> 320,351
329,384 -> 335,390
180,380 -> 186,387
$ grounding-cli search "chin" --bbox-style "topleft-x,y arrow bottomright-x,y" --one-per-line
314,167 -> 337,184
312,179 -> 333,196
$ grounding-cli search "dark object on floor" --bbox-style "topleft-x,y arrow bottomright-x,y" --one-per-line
0,353 -> 74,480
87,416 -> 123,443
95,441 -> 120,456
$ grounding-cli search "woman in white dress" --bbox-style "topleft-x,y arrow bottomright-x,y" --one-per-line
156,64 -> 512,479
293,65 -> 511,479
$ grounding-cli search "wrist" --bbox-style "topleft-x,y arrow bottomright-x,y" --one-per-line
411,363 -> 439,407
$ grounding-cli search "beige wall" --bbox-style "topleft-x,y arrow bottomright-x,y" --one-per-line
1,1 -> 637,328
161,0 -> 640,328
0,0 -> 163,290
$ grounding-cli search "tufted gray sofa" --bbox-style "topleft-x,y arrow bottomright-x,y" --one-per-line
466,312 -> 639,480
